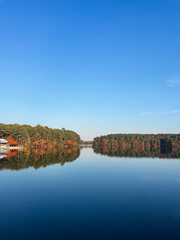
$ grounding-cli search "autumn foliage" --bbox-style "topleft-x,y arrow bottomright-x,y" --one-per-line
0,123 -> 80,149
93,133 -> 180,157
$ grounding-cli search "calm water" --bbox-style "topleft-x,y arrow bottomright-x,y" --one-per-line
0,148 -> 180,240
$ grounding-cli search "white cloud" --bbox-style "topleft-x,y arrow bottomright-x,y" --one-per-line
139,110 -> 180,116
166,75 -> 180,87
155,110 -> 180,115
139,112 -> 151,115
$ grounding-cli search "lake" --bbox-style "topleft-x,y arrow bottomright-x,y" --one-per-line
0,147 -> 180,240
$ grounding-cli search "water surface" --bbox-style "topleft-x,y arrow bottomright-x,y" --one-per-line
0,148 -> 180,240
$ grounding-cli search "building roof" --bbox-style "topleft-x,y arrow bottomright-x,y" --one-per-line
8,140 -> 18,145
0,139 -> 8,144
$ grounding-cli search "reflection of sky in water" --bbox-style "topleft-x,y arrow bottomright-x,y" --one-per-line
0,148 -> 180,240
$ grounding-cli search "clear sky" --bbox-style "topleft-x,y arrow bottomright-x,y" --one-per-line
0,0 -> 180,140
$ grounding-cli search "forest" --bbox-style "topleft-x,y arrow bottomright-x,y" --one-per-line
93,134 -> 180,157
0,123 -> 80,148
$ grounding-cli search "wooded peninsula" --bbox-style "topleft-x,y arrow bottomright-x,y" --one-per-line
0,123 -> 80,148
93,134 -> 180,158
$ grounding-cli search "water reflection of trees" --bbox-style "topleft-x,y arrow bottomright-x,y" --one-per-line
93,145 -> 180,159
0,148 -> 80,171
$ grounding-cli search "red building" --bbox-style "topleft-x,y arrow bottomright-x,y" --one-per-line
8,140 -> 18,147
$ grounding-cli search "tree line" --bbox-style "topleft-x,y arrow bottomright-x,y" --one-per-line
0,123 -> 80,148
93,134 -> 180,154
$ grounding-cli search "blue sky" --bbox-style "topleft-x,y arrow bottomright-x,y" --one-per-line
0,0 -> 180,140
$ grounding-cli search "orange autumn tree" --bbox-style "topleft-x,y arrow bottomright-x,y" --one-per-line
0,123 -> 80,148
